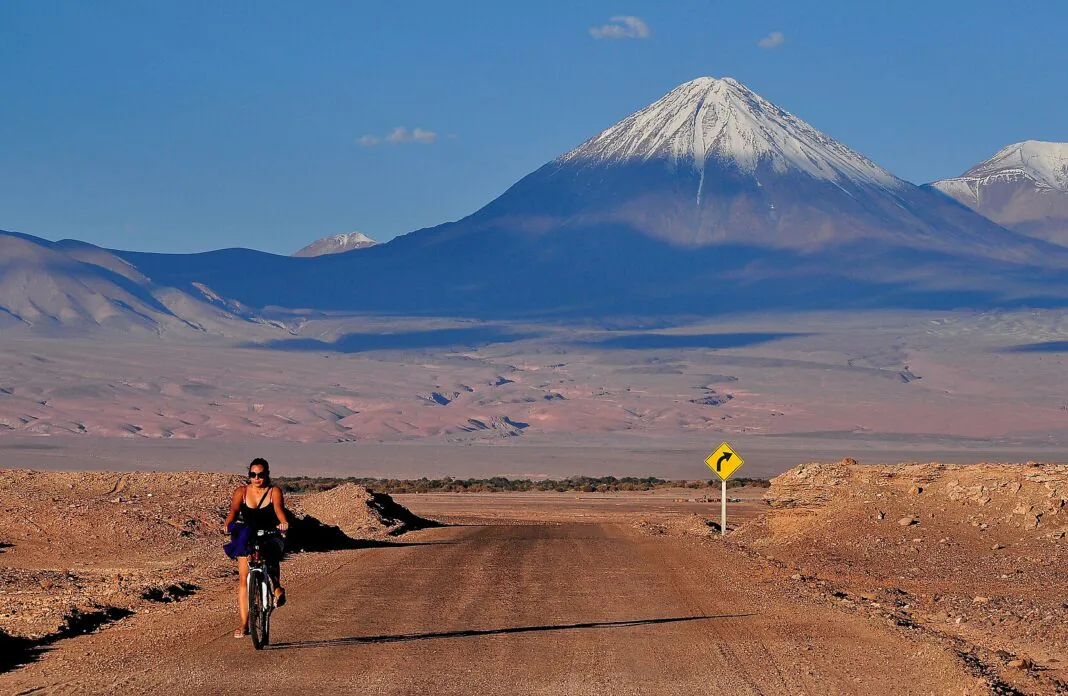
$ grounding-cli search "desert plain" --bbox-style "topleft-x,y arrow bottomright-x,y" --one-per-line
4,309 -> 1068,467
2,309 -> 1068,695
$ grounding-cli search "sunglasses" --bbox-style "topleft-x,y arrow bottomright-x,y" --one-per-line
248,471 -> 267,479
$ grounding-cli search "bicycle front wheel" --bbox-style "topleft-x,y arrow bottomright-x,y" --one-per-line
248,571 -> 269,650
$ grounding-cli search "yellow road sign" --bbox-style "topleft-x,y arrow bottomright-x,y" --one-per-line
705,442 -> 744,481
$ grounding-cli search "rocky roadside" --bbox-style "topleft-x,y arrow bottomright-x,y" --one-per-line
0,470 -> 434,672
628,461 -> 1068,694
733,460 -> 1068,696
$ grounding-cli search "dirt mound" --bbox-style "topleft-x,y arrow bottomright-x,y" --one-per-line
293,483 -> 438,540
751,460 -> 1068,548
0,470 -> 433,662
634,513 -> 724,537
0,470 -> 242,644
736,460 -> 1068,693
0,469 -> 242,565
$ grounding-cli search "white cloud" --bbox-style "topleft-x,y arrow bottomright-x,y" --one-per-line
590,15 -> 650,40
386,126 -> 438,144
385,127 -> 410,144
359,127 -> 438,147
757,31 -> 786,49
411,128 -> 438,144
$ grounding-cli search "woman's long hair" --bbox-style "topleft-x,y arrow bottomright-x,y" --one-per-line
248,457 -> 271,487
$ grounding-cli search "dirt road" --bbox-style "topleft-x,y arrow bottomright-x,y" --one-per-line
3,519 -> 976,695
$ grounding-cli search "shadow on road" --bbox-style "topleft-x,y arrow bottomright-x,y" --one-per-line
284,511 -> 446,553
289,536 -> 456,554
333,540 -> 456,549
269,614 -> 755,650
1,607 -> 135,673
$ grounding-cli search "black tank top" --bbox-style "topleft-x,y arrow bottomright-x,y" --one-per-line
240,486 -> 278,531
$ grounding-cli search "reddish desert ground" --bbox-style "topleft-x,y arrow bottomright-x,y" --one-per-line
1,460 -> 1065,695
3,310 -> 1068,693
3,310 -> 1068,454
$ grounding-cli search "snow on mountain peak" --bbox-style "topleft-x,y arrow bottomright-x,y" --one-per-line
559,76 -> 904,192
330,231 -> 376,246
293,231 -> 378,257
960,140 -> 1068,191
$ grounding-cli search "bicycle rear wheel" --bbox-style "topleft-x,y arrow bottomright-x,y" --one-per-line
248,571 -> 269,650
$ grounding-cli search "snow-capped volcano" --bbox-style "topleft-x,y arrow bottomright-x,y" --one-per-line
934,141 -> 1068,195
294,231 -> 378,257
110,78 -> 1068,318
464,76 -> 1038,259
929,141 -> 1068,246
560,77 -> 904,196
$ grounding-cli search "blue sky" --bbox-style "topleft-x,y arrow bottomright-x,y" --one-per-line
2,1 -> 1066,254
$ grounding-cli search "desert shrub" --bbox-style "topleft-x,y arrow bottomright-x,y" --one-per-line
277,475 -> 770,495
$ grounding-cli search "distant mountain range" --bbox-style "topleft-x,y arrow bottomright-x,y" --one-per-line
5,77 -> 1068,326
0,231 -> 287,335
293,232 -> 378,257
928,141 -> 1068,247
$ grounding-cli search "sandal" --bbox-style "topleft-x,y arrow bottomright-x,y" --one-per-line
234,627 -> 248,638
274,588 -> 286,608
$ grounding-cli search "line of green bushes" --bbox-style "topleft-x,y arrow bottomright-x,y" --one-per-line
277,475 -> 770,495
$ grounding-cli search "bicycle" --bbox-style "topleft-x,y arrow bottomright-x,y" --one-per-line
246,528 -> 283,650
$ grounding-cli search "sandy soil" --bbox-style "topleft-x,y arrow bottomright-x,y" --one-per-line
733,460 -> 1068,694
0,471 -> 425,645
4,309 -> 1068,450
3,464 -> 1065,694
2,509 -> 973,695
3,432 -> 1066,483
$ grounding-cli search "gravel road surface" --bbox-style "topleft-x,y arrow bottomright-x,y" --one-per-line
2,521 -> 972,695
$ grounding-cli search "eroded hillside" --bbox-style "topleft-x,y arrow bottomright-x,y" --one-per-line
736,461 -> 1068,694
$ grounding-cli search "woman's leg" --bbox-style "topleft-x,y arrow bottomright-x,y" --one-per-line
272,567 -> 285,604
268,539 -> 285,603
237,556 -> 249,631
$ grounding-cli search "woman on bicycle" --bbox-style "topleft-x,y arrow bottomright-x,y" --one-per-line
222,457 -> 289,638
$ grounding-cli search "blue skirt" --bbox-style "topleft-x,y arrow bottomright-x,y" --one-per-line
224,523 -> 284,560
223,522 -> 252,559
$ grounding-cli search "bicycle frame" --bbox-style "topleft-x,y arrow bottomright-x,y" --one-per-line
246,530 -> 279,649
247,560 -> 274,610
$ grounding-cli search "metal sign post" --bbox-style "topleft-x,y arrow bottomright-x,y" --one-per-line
721,479 -> 727,538
704,441 -> 744,537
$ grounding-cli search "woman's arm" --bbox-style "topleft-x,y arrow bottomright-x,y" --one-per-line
222,486 -> 244,533
272,487 -> 289,532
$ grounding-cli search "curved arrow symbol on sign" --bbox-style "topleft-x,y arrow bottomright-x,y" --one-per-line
715,452 -> 733,472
